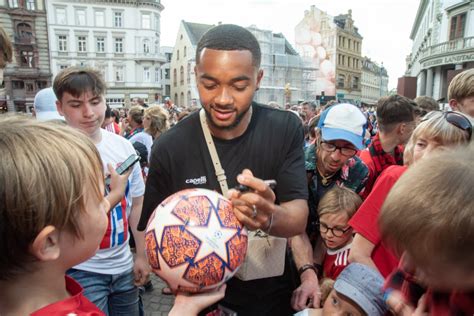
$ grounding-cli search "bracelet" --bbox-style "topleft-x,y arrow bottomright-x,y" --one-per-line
298,263 -> 318,277
262,213 -> 274,234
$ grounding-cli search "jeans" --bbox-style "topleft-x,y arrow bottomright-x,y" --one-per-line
67,268 -> 140,316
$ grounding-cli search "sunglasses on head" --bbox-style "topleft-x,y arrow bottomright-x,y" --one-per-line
421,111 -> 472,141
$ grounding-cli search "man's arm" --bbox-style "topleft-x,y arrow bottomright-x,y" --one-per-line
348,233 -> 378,271
129,195 -> 151,286
290,233 -> 321,310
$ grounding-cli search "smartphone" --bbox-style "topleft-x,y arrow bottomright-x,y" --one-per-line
234,179 -> 277,193
105,154 -> 140,187
116,154 -> 141,175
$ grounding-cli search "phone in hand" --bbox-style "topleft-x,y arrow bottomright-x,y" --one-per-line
234,179 -> 277,193
105,154 -> 141,187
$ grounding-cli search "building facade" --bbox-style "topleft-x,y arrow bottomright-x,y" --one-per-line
46,0 -> 166,108
295,6 -> 363,105
160,45 -> 172,100
361,57 -> 388,105
403,0 -> 474,101
171,21 -> 312,107
334,10 -> 363,104
0,0 -> 52,113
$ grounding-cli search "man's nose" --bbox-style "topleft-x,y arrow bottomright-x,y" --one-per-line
215,87 -> 233,106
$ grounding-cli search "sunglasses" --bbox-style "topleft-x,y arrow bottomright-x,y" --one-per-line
421,111 -> 472,141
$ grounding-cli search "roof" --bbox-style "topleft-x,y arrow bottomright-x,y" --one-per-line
182,21 -> 214,46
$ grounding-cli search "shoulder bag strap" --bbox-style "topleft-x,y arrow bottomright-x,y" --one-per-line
199,109 -> 229,195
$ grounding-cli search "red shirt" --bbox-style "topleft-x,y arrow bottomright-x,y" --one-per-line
323,243 -> 351,280
31,276 -> 104,316
349,165 -> 406,277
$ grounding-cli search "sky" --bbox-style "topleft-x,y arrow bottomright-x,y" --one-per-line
160,0 -> 420,90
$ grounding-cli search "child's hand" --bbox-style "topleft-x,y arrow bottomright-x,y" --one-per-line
105,163 -> 133,210
169,284 -> 227,316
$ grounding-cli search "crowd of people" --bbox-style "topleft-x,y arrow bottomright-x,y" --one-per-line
1,23 -> 473,316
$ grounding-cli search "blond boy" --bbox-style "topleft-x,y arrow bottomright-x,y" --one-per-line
448,69 -> 474,118
0,117 -> 108,315
380,146 -> 474,314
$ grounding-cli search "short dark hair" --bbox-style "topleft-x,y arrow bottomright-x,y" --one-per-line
196,24 -> 261,68
414,96 -> 439,113
376,95 -> 417,133
53,67 -> 106,101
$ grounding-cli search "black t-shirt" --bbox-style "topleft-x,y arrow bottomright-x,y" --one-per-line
138,102 -> 308,311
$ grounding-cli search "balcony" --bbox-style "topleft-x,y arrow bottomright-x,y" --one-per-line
419,37 -> 474,68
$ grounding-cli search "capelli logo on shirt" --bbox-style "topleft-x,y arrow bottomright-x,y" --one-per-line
185,176 -> 207,185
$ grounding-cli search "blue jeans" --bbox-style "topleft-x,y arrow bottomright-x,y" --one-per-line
67,268 -> 140,316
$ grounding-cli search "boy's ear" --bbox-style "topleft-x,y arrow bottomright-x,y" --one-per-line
30,225 -> 61,262
56,100 -> 64,116
449,99 -> 459,111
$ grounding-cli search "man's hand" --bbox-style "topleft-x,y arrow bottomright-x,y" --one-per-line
227,169 -> 276,231
169,284 -> 227,316
291,269 -> 321,311
133,254 -> 151,286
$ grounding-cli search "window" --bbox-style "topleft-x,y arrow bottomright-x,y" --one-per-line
8,0 -> 18,8
177,49 -> 179,60
76,9 -> 86,26
352,76 -> 359,89
56,7 -> 66,24
184,46 -> 187,57
115,66 -> 124,82
96,37 -> 105,53
155,67 -> 160,82
77,36 -> 87,52
449,13 -> 466,40
144,67 -> 151,82
12,80 -> 25,89
36,81 -> 47,90
143,39 -> 150,54
337,74 -> 345,88
165,68 -> 170,79
114,38 -> 123,53
95,10 -> 105,27
142,13 -> 151,29
187,63 -> 191,84
154,14 -> 160,31
59,64 -> 68,70
26,83 -> 34,92
114,12 -> 123,28
173,68 -> 177,87
58,35 -> 67,51
26,0 -> 35,10
180,66 -> 184,85
20,50 -> 34,67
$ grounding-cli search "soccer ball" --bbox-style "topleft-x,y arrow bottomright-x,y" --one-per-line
145,188 -> 248,293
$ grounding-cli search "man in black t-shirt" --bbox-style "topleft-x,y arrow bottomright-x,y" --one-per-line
138,24 -> 308,315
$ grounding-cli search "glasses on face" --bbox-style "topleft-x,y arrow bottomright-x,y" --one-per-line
320,141 -> 357,157
318,222 -> 352,237
421,111 -> 472,141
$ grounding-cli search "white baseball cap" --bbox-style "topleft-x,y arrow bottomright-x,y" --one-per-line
34,87 -> 63,121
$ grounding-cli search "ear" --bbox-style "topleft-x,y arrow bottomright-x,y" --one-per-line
56,100 -> 65,116
29,225 -> 61,262
449,99 -> 459,111
255,69 -> 264,90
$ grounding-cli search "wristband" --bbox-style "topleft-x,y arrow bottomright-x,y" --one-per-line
298,263 -> 318,277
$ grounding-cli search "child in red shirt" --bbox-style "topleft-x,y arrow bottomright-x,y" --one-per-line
318,186 -> 362,280
0,117 -> 129,315
380,146 -> 474,315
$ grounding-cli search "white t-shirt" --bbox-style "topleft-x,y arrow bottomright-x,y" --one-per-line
74,129 -> 145,274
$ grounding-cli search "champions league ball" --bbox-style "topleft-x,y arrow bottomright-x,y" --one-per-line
145,188 -> 248,293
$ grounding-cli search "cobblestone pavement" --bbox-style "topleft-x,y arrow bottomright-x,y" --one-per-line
142,274 -> 174,316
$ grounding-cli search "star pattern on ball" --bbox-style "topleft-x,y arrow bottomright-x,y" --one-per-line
186,205 -> 239,264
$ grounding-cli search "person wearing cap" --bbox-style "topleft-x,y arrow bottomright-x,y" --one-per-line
317,263 -> 387,315
358,95 -> 417,199
291,103 -> 369,311
33,87 -> 63,121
